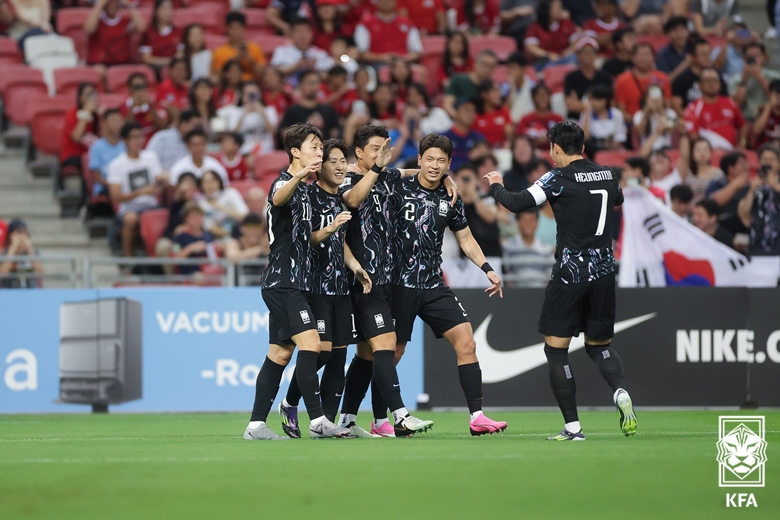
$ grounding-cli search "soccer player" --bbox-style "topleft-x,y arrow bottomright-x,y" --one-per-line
336,125 -> 437,437
244,123 -> 352,441
278,139 -> 373,438
390,134 -> 508,436
484,121 -> 637,441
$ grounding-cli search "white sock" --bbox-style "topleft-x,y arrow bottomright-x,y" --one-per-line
339,413 -> 356,427
392,407 -> 409,423
374,418 -> 389,427
248,421 -> 264,429
282,398 -> 295,408
565,421 -> 582,434
470,410 -> 484,422
310,415 -> 326,426
613,388 -> 625,404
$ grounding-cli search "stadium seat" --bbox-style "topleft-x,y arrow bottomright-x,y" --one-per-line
255,150 -> 290,180
204,34 -> 228,50
593,150 -> 636,167
469,35 -> 517,62
637,34 -> 670,53
543,64 -> 577,94
377,64 -> 427,84
665,149 -> 680,167
0,37 -> 22,65
243,8 -> 276,35
188,0 -> 230,11
2,68 -> 49,126
230,179 -> 259,198
0,63 -> 32,94
248,34 -> 288,57
28,95 -> 74,158
704,35 -> 726,51
173,7 -> 226,36
98,93 -> 128,109
54,67 -> 103,98
421,35 -> 447,57
140,208 -> 171,257
106,65 -> 157,95
0,218 -> 7,249
743,149 -> 759,171
55,8 -> 91,61
24,35 -> 79,95
492,65 -> 508,84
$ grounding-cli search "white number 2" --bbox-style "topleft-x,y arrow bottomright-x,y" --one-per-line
589,189 -> 608,236
404,202 -> 415,221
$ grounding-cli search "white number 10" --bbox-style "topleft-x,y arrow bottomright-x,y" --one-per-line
589,189 -> 608,236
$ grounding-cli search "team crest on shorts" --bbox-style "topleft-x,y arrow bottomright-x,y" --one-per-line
300,310 -> 311,324
317,320 -> 326,333
374,314 -> 385,328
438,200 -> 449,216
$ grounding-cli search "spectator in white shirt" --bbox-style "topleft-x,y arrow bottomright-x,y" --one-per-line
197,170 -> 249,237
579,84 -> 627,158
502,209 -> 554,288
225,81 -> 278,155
108,122 -> 169,258
169,128 -> 229,185
145,109 -> 202,170
270,17 -> 334,83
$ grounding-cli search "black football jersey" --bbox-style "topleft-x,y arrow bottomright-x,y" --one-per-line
308,183 -> 350,296
390,175 -> 469,289
261,171 -> 312,291
338,167 -> 402,286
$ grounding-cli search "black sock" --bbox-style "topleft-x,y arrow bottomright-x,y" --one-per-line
372,350 -> 405,413
371,379 -> 388,421
544,344 -> 578,424
284,351 -> 331,406
320,348 -> 346,422
295,350 -> 324,420
586,343 -> 625,393
250,356 -> 285,422
457,362 -> 483,414
341,355 -> 373,415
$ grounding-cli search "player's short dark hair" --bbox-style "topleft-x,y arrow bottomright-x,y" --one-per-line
687,38 -> 710,56
241,213 -> 264,228
664,16 -> 688,33
757,143 -> 780,162
103,108 -> 121,119
126,72 -> 147,88
323,138 -> 348,162
625,156 -> 650,178
695,198 -> 720,217
353,124 -> 389,152
184,128 -> 207,144
633,42 -> 655,56
179,109 -> 198,123
328,65 -> 348,77
719,152 -> 746,174
120,121 -> 143,139
419,134 -> 453,160
547,121 -> 584,156
611,27 -> 634,47
222,131 -> 245,147
225,11 -> 246,26
284,122 -> 324,162
670,184 -> 693,203
770,79 -> 780,94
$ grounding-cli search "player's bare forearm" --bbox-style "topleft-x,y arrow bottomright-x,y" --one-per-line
310,228 -> 331,246
489,184 -> 538,213
453,227 -> 487,268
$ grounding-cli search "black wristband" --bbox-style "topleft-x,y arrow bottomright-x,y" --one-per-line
371,164 -> 384,174
481,262 -> 493,274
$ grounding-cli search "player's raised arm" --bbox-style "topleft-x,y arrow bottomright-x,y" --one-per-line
453,226 -> 503,298
341,138 -> 393,208
483,170 -> 547,213
272,159 -> 321,207
311,211 -> 351,246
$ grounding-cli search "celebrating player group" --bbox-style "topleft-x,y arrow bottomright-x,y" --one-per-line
244,120 -> 637,441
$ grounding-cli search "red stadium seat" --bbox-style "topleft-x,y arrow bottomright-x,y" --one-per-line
594,150 -> 636,167
255,150 -> 290,179
0,63 -> 33,94
140,208 -> 171,257
28,95 -> 74,158
704,35 -> 726,51
492,65 -> 508,83
173,7 -> 226,36
469,35 -> 517,62
543,64 -> 576,94
56,8 -> 91,61
377,64 -> 427,84
0,37 -> 22,65
743,149 -> 759,170
230,179 -> 260,198
637,34 -> 670,53
54,67 -> 103,97
243,8 -> 276,35
188,0 -> 230,12
204,34 -> 228,50
106,64 -> 157,95
98,93 -> 128,110
0,218 -> 7,249
421,35 -> 447,57
248,34 -> 288,57
2,68 -> 49,126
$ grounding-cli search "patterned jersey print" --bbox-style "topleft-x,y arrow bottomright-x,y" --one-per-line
261,171 -> 312,291
309,183 -> 350,295
390,176 -> 469,289
339,167 -> 402,286
534,159 -> 623,284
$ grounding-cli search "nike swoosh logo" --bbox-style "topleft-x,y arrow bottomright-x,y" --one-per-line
404,196 -> 416,200
315,391 -> 320,395
476,312 -> 657,383
392,384 -> 400,387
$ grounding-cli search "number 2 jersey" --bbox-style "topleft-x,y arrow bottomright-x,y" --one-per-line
490,158 -> 623,284
308,182 -> 350,296
261,171 -> 312,291
390,175 -> 469,289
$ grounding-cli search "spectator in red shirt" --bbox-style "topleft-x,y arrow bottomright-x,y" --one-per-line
581,0 -> 625,57
261,66 -> 293,117
398,0 -> 446,35
120,73 -> 167,146
320,65 -> 358,118
449,0 -> 501,35
439,32 -> 473,91
313,0 -> 351,52
216,133 -> 252,181
524,0 -> 580,71
684,67 -> 748,150
84,0 -> 146,73
516,83 -> 564,149
752,80 -> 780,147
354,0 -> 423,65
140,0 -> 182,75
156,57 -> 191,119
614,42 -> 671,121
369,83 -> 401,129
60,83 -> 101,173
215,59 -> 242,108
389,57 -> 414,106
190,78 -> 216,130
474,80 -> 513,149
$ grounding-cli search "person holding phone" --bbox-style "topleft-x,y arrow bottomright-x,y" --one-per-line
729,42 -> 780,121
690,0 -> 738,37
226,81 -> 279,155
737,144 -> 780,256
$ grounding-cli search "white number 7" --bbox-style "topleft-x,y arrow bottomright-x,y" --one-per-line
589,189 -> 608,236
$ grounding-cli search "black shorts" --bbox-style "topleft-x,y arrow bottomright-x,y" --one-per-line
351,283 -> 395,341
392,284 -> 470,343
262,287 -> 317,345
307,293 -> 356,346
538,273 -> 616,340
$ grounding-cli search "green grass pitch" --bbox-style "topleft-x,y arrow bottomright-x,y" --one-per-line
1,411 -> 777,519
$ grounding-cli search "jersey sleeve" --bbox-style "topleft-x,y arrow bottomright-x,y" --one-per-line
338,173 -> 361,197
532,170 -> 564,201
448,196 -> 469,232
268,176 -> 289,206
380,167 -> 402,184
614,181 -> 624,207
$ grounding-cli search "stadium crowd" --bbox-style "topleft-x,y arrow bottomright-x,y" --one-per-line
1,0 -> 779,287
